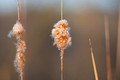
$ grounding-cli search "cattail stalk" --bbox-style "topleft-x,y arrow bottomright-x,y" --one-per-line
61,0 -> 63,80
89,38 -> 99,80
17,1 -> 25,80
8,0 -> 26,80
17,0 -> 20,23
9,22 -> 25,80
51,20 -> 71,80
61,48 -> 63,80
51,1 -> 71,80
21,72 -> 23,80
116,6 -> 120,79
104,15 -> 112,80
61,0 -> 63,20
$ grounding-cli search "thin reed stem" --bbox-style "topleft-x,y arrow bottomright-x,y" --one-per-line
89,38 -> 98,80
18,0 -> 23,80
61,48 -> 63,80
21,72 -> 23,80
116,6 -> 120,79
61,0 -> 63,20
17,1 -> 24,80
17,0 -> 20,23
104,15 -> 112,80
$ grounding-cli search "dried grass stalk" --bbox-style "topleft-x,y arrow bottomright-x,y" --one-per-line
104,15 -> 112,80
8,0 -> 26,80
89,38 -> 99,80
61,48 -> 63,80
61,0 -> 63,20
116,7 -> 120,79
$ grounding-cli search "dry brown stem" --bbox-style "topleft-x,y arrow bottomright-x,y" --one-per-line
89,38 -> 99,80
104,15 -> 112,80
61,0 -> 63,20
17,0 -> 20,23
61,48 -> 63,80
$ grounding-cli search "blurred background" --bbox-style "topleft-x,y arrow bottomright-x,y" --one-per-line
0,0 -> 120,80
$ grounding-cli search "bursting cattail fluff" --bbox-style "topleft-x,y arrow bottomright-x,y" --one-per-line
51,19 -> 71,49
8,22 -> 26,73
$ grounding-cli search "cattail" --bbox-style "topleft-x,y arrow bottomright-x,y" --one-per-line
8,0 -> 26,80
51,19 -> 71,80
52,19 -> 71,49
51,0 -> 71,80
8,22 -> 26,80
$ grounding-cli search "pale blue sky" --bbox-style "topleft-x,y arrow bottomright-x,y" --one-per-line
0,0 -> 119,14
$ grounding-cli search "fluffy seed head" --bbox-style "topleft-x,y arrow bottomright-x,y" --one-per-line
8,21 -> 26,73
51,19 -> 71,49
15,40 -> 26,72
13,24 -> 24,36
8,22 -> 24,38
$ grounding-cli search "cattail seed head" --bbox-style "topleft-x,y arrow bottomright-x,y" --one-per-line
16,40 -> 26,72
51,19 -> 71,49
8,22 -> 24,38
13,23 -> 24,36
8,21 -> 26,74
